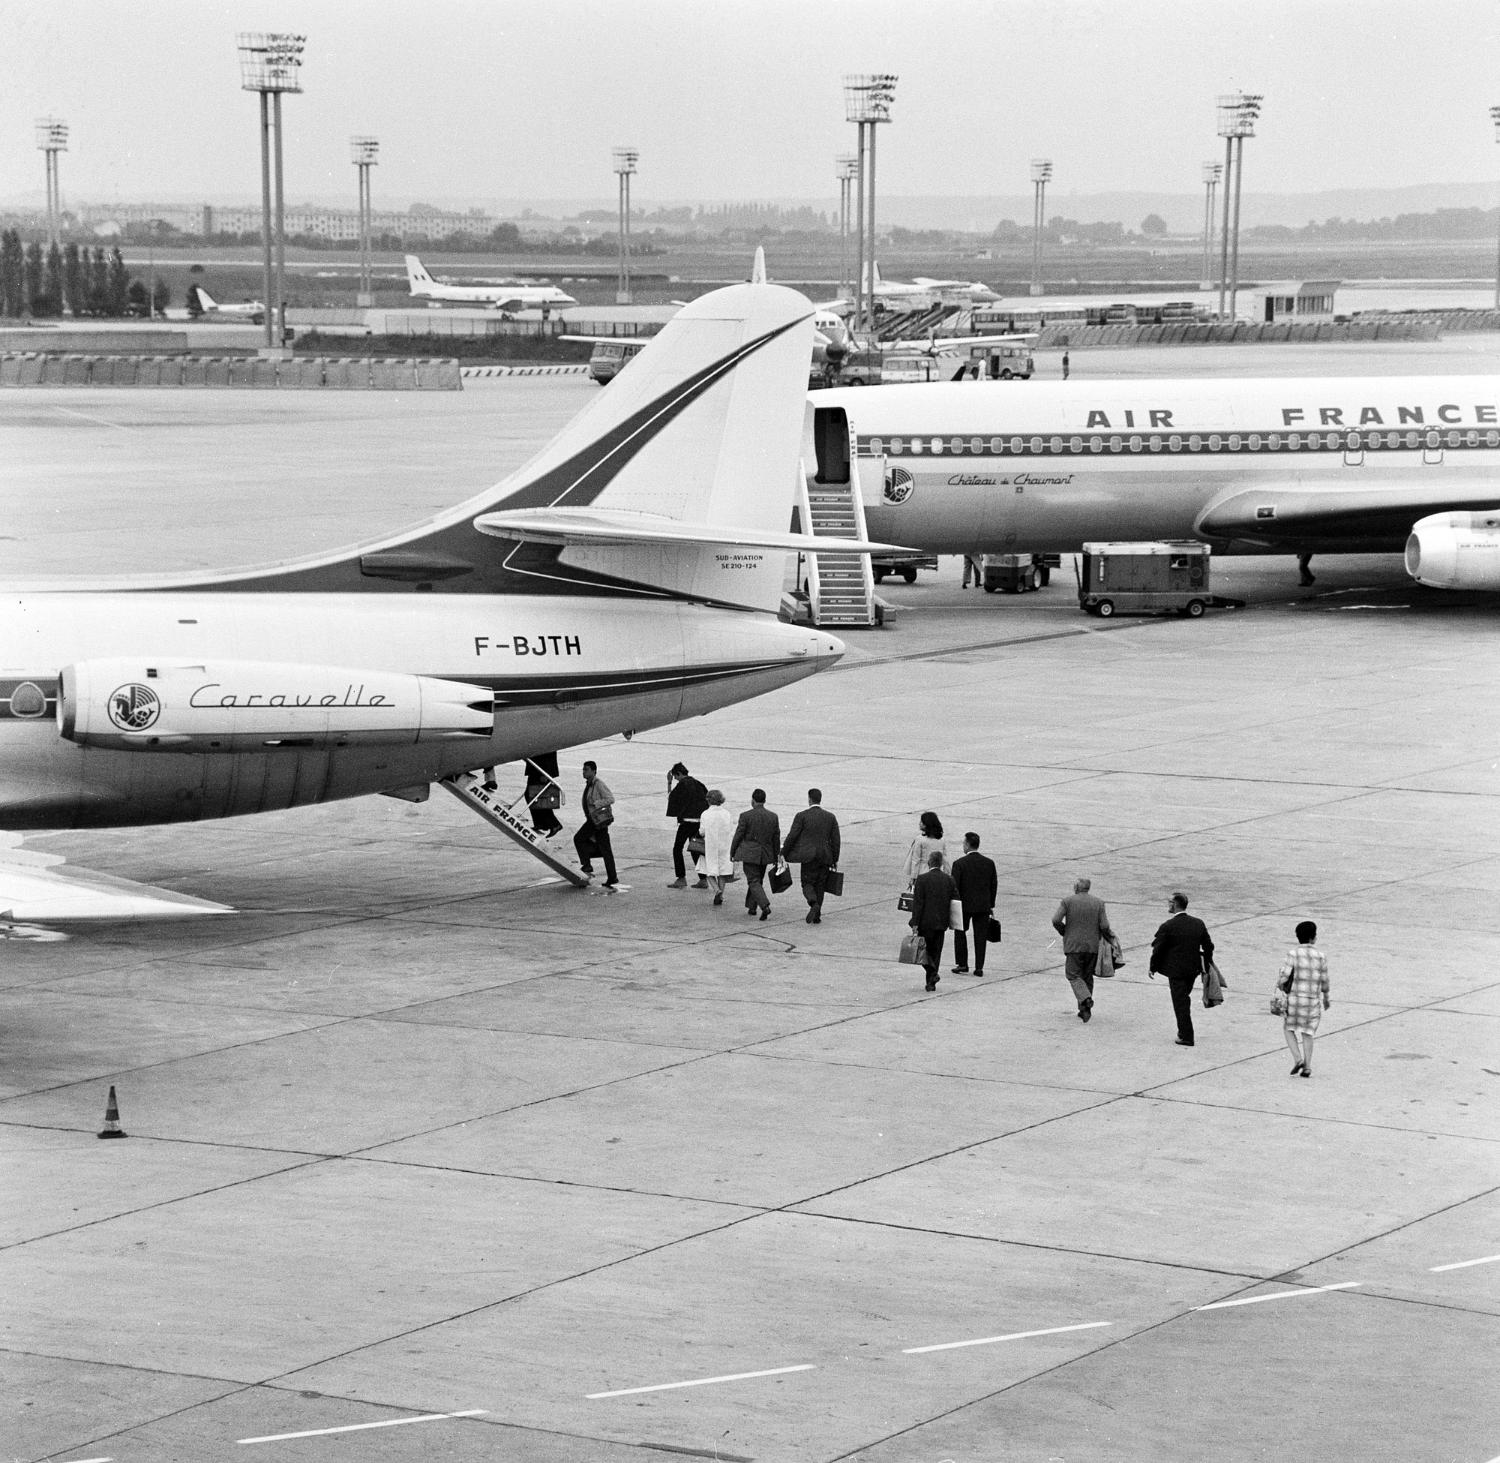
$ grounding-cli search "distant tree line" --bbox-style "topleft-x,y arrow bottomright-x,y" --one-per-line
0,229 -> 169,318
1246,207 -> 1500,243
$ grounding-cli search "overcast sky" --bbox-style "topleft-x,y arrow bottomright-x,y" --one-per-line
4,0 -> 1498,208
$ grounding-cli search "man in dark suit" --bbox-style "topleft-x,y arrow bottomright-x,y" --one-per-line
781,788 -> 841,924
730,788 -> 781,921
1150,891 -> 1216,1046
950,831 -> 999,976
910,850 -> 959,992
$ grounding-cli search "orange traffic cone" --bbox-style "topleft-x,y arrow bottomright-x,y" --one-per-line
97,1085 -> 127,1139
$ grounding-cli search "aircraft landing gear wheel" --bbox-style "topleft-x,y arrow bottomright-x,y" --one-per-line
901,567 -> 917,584
1000,368 -> 1013,379
1185,598 -> 1206,618
1096,599 -> 1115,618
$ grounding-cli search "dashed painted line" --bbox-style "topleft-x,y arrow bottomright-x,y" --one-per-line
1430,1253 -> 1500,1273
1194,1281 -> 1362,1311
587,1364 -> 817,1399
236,1410 -> 487,1444
903,1320 -> 1113,1354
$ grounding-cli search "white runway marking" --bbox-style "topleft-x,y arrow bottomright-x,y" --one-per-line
61,1456 -> 114,1461
1195,1281 -> 1361,1311
587,1364 -> 816,1399
904,1320 -> 1113,1354
237,1409 -> 487,1443
49,405 -> 133,432
1430,1253 -> 1500,1273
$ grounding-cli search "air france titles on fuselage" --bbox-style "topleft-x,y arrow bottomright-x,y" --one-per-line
861,394 -> 1500,467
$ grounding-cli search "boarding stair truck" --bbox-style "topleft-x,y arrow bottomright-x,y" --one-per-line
1077,541 -> 1213,618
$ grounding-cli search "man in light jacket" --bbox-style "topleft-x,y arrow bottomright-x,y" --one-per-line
782,787 -> 841,925
730,788 -> 781,921
1052,876 -> 1115,1023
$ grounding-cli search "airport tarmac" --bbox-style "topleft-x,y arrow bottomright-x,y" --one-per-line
1,343 -> 1498,1462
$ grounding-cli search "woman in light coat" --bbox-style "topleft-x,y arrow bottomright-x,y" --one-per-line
699,789 -> 737,906
903,810 -> 949,886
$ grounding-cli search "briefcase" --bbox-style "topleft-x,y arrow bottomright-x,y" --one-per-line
825,869 -> 845,897
898,930 -> 925,964
986,915 -> 1002,943
527,782 -> 562,810
897,888 -> 915,913
769,863 -> 793,894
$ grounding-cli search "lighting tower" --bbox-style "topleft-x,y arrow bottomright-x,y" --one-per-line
350,137 -> 379,308
1029,159 -> 1053,297
1215,91 -> 1262,320
1200,161 -> 1222,291
836,154 -> 858,302
613,147 -> 638,304
237,32 -> 306,354
35,119 -> 68,249
1491,106 -> 1500,310
842,73 -> 897,330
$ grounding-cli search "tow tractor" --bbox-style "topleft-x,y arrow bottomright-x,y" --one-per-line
982,553 -> 1061,593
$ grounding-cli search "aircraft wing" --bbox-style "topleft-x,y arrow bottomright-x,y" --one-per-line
473,507 -> 909,555
0,836 -> 232,922
1196,478 -> 1500,548
902,332 -> 1038,354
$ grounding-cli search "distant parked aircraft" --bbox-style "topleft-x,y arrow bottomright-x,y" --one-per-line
404,255 -> 577,313
190,286 -> 264,324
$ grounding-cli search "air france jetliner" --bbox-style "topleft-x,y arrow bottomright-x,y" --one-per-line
808,376 -> 1500,589
190,286 -> 264,324
404,254 -> 578,312
0,282 -> 887,919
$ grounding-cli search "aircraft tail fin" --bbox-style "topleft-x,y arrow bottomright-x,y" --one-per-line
194,286 -> 217,311
470,283 -> 819,612
404,255 -> 433,290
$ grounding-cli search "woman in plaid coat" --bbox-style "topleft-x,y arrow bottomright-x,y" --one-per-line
1280,920 -> 1330,1078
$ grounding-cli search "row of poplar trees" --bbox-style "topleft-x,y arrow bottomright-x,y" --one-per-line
0,230 -> 169,318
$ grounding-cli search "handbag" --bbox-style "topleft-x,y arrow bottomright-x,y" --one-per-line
769,862 -> 793,894
825,869 -> 845,897
686,835 -> 706,858
897,888 -> 915,912
527,783 -> 562,810
1270,991 -> 1287,1016
592,806 -> 614,827
898,930 -> 925,964
948,898 -> 964,932
986,914 -> 1002,943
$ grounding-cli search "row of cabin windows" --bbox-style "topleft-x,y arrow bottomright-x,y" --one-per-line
861,427 -> 1500,458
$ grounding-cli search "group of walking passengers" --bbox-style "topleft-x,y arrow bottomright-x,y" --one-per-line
513,760 -> 1334,1074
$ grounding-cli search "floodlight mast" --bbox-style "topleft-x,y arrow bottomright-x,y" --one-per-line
843,73 -> 897,330
237,32 -> 305,355
350,137 -> 379,307
35,119 -> 68,250
613,147 -> 638,304
1215,92 -> 1262,320
836,154 -> 858,303
1200,161 -> 1222,291
1491,107 -> 1500,310
1030,159 -> 1053,297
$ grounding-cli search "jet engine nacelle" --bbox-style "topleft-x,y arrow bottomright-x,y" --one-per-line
59,659 -> 494,753
1404,511 -> 1500,590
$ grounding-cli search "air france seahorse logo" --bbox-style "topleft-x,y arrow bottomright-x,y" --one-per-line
884,466 -> 915,505
108,683 -> 161,731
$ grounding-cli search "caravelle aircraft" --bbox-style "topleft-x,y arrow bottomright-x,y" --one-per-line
404,255 -> 578,313
189,286 -> 264,324
807,376 -> 1500,588
0,281 -> 897,920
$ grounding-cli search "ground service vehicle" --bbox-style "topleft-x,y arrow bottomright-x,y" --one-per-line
587,339 -> 647,384
982,553 -> 1060,592
871,552 -> 939,583
1078,541 -> 1212,618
